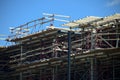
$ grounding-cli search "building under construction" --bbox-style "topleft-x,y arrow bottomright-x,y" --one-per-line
0,13 -> 120,80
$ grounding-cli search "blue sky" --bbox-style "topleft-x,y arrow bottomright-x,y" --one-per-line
0,0 -> 120,46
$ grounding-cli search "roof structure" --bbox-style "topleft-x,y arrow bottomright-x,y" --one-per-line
62,16 -> 102,28
92,13 -> 120,26
62,13 -> 120,28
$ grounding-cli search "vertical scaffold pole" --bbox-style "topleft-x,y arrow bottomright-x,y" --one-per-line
40,70 -> 41,80
68,31 -> 71,80
52,67 -> 55,80
90,58 -> 94,80
91,29 -> 94,50
91,28 -> 94,80
20,41 -> 23,80
112,57 -> 115,80
20,72 -> 22,80
115,19 -> 119,48
55,65 -> 58,80
20,41 -> 23,64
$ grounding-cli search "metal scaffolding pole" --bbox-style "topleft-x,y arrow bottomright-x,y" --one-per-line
90,58 -> 94,80
55,65 -> 58,80
52,68 -> 55,80
20,72 -> 22,80
40,70 -> 41,80
91,29 -> 94,80
73,57 -> 76,80
115,19 -> 119,48
82,28 -> 85,51
94,57 -> 97,80
68,31 -> 71,80
91,30 -> 94,50
20,41 -> 23,80
112,57 -> 115,80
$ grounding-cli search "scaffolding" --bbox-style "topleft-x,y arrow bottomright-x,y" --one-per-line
0,13 -> 120,80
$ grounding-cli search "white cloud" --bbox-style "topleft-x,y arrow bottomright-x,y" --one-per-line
107,0 -> 120,6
